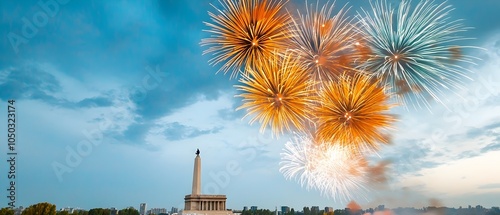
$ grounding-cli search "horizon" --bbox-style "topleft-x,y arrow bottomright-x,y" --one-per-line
1,0 -> 500,211
7,201 -> 500,212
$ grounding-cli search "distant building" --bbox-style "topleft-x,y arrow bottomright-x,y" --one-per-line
171,207 -> 179,214
61,207 -> 75,213
365,208 -> 374,214
281,206 -> 290,215
311,206 -> 319,215
140,203 -> 147,215
109,207 -> 119,215
251,206 -> 258,212
376,205 -> 385,211
243,207 -> 248,211
150,208 -> 168,215
325,207 -> 333,213
14,206 -> 24,215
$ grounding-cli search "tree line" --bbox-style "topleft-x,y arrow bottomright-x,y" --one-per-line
0,203 -> 140,215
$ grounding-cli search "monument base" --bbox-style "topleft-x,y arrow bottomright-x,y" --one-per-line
181,210 -> 234,215
184,194 -> 228,211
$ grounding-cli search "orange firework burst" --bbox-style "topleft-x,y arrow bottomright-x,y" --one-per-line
235,52 -> 313,136
287,1 -> 357,82
201,0 -> 291,79
314,73 -> 396,151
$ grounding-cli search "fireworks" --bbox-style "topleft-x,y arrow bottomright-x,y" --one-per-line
356,0 -> 476,109
280,134 -> 369,201
200,0 -> 478,201
314,73 -> 396,151
201,0 -> 291,78
287,1 -> 357,82
235,52 -> 313,136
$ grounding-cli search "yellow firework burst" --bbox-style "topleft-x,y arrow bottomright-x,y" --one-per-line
287,1 -> 358,82
314,73 -> 396,151
235,52 -> 313,136
201,0 -> 291,79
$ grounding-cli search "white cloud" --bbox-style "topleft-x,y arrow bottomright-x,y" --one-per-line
398,150 -> 500,196
154,93 -> 235,129
33,62 -> 105,101
378,32 -> 500,199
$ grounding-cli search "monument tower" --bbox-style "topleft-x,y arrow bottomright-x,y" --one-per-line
192,149 -> 201,195
182,149 -> 233,215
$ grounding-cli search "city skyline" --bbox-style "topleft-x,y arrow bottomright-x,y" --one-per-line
9,202 -> 500,213
1,0 -> 500,211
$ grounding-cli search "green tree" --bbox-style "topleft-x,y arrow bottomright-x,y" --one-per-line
333,210 -> 346,215
248,209 -> 276,215
72,210 -> 88,215
303,207 -> 310,215
0,207 -> 15,215
22,202 -> 56,215
88,208 -> 110,215
486,208 -> 500,215
119,207 -> 139,215
57,211 -> 70,215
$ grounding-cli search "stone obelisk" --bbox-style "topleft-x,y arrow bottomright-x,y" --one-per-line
183,149 -> 231,215
192,148 -> 201,195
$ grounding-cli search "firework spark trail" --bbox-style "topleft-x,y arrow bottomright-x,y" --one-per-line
287,1 -> 358,83
280,134 -> 370,202
314,73 -> 396,152
356,0 -> 478,109
201,0 -> 291,79
235,51 -> 314,137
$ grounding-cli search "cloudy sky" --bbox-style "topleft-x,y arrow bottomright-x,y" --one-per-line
1,0 -> 500,211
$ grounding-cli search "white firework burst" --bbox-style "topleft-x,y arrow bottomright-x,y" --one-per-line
279,134 -> 370,202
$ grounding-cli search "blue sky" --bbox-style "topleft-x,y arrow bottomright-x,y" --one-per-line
1,0 -> 500,211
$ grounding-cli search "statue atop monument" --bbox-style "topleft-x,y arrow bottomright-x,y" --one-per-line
196,148 -> 200,155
